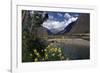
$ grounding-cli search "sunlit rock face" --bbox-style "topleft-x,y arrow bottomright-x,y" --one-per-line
42,12 -> 79,34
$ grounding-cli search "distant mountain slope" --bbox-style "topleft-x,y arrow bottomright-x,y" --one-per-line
68,13 -> 90,34
32,13 -> 90,37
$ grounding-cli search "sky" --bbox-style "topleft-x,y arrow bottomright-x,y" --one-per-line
42,11 -> 80,34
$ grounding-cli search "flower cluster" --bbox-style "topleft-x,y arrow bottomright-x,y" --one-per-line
44,44 -> 65,61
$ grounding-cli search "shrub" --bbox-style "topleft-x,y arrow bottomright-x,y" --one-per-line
44,44 -> 66,61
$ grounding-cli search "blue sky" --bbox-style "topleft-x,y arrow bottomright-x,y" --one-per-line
47,12 -> 65,21
47,12 -> 79,21
42,12 -> 80,34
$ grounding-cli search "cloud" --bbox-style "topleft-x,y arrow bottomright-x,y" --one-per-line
64,13 -> 71,19
57,13 -> 63,17
48,15 -> 54,20
42,13 -> 79,34
42,20 -> 67,34
66,17 -> 78,24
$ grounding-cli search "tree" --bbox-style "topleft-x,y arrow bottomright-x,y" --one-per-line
22,10 -> 47,62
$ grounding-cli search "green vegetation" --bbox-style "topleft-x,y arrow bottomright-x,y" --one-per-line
22,10 -> 66,62
44,44 -> 65,61
22,10 -> 45,62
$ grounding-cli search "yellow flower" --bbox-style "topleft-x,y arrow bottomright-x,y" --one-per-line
29,53 -> 32,56
50,48 -> 53,52
36,52 -> 39,56
41,50 -> 43,52
52,53 -> 55,56
61,56 -> 64,60
58,53 -> 62,57
45,54 -> 48,57
42,58 -> 44,60
33,49 -> 37,53
58,49 -> 61,53
34,58 -> 38,62
54,48 -> 57,52
47,45 -> 50,48
44,49 -> 47,52
45,54 -> 48,59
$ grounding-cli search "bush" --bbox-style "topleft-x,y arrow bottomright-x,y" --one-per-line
44,44 -> 66,61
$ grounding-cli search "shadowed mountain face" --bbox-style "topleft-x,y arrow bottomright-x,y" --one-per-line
68,13 -> 90,34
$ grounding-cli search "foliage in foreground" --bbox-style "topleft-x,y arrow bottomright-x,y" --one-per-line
44,44 -> 66,61
22,10 -> 67,62
23,42 -> 66,62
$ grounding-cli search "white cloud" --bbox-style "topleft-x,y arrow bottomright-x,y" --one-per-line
67,17 -> 78,24
57,13 -> 63,17
42,20 -> 66,34
42,13 -> 78,34
64,13 -> 71,19
48,15 -> 54,20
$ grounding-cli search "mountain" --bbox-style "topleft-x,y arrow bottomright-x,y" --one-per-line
68,13 -> 90,34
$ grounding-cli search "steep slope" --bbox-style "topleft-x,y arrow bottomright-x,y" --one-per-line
68,13 -> 90,34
